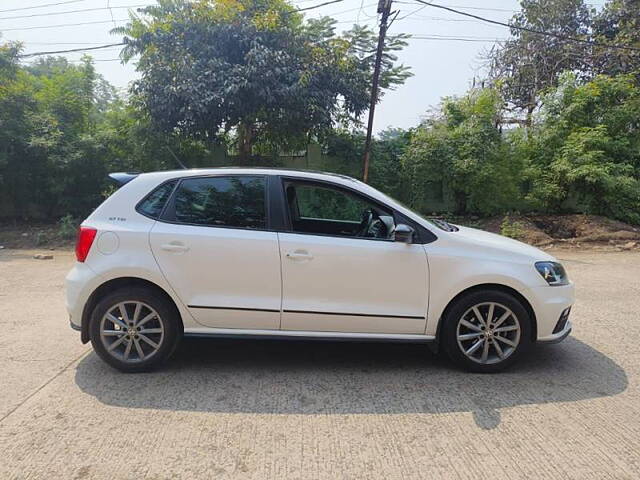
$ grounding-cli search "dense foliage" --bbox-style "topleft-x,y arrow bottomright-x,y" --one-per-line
1,0 -> 639,225
0,49 -> 112,219
402,89 -> 522,215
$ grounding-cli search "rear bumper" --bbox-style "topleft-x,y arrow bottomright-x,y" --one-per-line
65,262 -> 98,331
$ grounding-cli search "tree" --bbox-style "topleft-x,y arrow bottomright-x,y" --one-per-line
0,48 -> 114,219
591,0 -> 640,78
402,88 -> 522,215
114,0 -> 411,161
523,73 -> 640,223
0,41 -> 38,218
488,0 -> 592,124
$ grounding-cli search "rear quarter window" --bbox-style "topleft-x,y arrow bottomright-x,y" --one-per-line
137,180 -> 177,219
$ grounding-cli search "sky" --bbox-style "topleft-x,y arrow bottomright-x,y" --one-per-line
0,0 -> 604,133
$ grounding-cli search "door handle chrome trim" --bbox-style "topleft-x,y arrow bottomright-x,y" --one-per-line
161,243 -> 190,253
286,251 -> 313,260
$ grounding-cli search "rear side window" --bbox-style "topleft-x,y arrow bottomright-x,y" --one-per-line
173,176 -> 266,229
137,180 -> 176,219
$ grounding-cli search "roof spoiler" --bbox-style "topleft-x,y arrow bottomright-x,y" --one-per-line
108,172 -> 140,186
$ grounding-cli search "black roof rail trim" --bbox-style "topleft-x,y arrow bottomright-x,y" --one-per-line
108,172 -> 140,186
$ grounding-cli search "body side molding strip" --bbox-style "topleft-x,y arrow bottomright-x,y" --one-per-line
283,309 -> 424,320
188,305 -> 425,320
188,305 -> 280,313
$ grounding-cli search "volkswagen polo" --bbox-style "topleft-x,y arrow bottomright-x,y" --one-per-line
66,168 -> 574,373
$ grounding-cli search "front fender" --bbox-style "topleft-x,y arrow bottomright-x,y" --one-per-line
424,246 -> 542,336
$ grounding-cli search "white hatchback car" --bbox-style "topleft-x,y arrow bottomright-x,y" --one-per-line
66,168 -> 574,373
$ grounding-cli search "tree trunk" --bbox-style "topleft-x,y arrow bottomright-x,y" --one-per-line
454,189 -> 468,215
237,121 -> 254,163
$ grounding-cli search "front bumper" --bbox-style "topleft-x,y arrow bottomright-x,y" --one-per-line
525,282 -> 575,342
538,320 -> 572,343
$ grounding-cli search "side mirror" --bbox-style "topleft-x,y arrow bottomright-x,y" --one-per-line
394,223 -> 414,243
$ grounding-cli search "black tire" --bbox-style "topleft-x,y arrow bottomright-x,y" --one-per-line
442,289 -> 532,373
89,287 -> 181,373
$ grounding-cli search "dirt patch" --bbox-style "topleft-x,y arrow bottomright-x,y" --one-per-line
475,216 -> 555,246
468,214 -> 640,250
0,223 -> 75,250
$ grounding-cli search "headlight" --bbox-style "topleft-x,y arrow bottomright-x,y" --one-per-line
535,261 -> 569,286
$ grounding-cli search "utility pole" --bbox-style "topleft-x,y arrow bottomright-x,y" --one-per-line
362,0 -> 392,184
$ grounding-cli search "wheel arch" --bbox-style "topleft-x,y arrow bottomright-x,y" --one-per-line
80,277 -> 184,344
434,283 -> 537,347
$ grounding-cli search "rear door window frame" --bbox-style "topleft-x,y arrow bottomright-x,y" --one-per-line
159,174 -> 272,232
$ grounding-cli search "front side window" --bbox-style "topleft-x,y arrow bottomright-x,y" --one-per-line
284,180 -> 394,239
173,176 -> 266,229
137,180 -> 177,219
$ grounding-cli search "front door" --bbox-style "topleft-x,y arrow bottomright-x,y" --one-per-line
149,175 -> 281,330
278,179 -> 429,334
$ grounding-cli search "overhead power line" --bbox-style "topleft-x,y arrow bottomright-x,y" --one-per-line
0,4 -> 151,21
4,0 -> 343,30
0,0 -> 86,13
21,41 -> 114,45
395,4 -> 427,22
16,0 -> 345,56
107,0 -> 117,28
295,0 -> 343,13
19,42 -> 125,58
412,0 -> 640,52
396,1 -> 610,13
393,1 -> 515,12
410,35 -> 507,43
3,18 -> 128,32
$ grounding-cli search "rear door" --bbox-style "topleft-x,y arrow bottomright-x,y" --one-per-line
149,175 -> 281,330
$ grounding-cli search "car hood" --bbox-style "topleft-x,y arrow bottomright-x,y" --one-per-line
445,225 -> 556,262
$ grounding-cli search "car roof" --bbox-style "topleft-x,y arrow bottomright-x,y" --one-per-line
137,167 -> 363,185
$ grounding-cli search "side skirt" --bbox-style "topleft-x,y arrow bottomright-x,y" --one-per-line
183,327 -> 436,343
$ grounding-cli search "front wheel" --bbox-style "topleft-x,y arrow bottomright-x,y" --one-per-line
442,290 -> 532,373
89,287 -> 181,372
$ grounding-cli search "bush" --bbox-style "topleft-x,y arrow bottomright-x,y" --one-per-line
58,214 -> 77,240
500,215 -> 525,239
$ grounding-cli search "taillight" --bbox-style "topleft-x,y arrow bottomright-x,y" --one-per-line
75,227 -> 97,262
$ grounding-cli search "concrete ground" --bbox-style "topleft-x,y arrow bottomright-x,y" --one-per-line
0,248 -> 638,479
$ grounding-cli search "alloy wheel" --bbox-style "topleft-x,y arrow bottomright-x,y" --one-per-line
99,301 -> 165,363
456,301 -> 521,365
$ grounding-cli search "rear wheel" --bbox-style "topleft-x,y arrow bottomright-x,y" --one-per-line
442,290 -> 532,373
89,287 -> 181,372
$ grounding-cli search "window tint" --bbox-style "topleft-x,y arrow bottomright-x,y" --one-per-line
294,184 -> 371,222
173,176 -> 266,229
138,180 -> 176,219
285,181 -> 393,239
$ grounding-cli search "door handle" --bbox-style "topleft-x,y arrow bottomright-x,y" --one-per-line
286,250 -> 313,261
161,242 -> 190,253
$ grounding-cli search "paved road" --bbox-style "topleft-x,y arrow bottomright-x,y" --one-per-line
0,248 -> 638,479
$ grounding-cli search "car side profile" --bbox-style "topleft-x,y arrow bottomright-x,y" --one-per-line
66,168 -> 574,373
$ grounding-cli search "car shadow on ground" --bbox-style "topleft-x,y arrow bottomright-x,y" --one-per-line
75,336 -> 627,429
